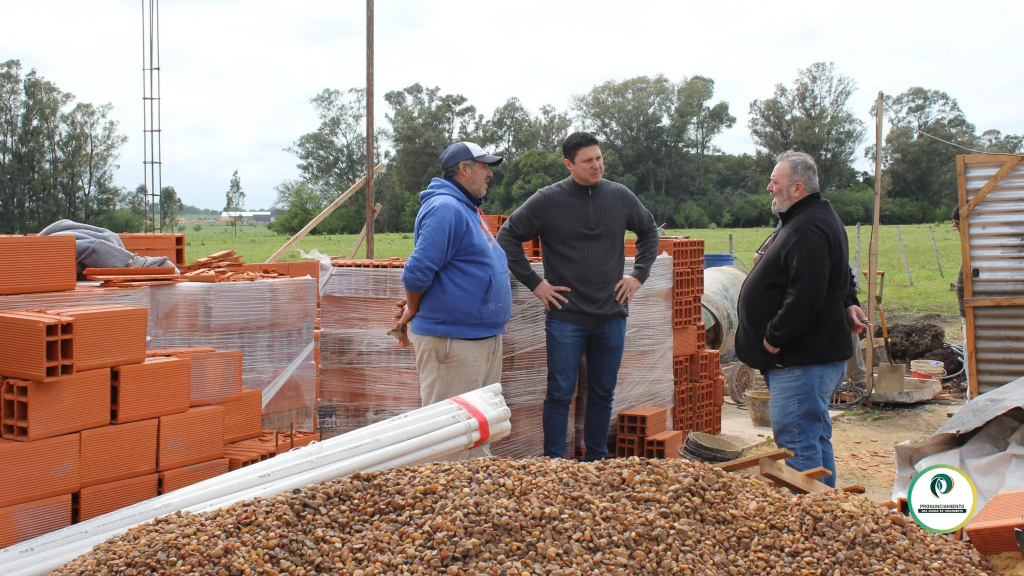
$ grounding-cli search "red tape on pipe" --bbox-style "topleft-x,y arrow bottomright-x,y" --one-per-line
450,396 -> 490,450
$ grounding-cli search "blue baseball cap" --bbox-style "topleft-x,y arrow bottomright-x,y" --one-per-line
439,142 -> 503,171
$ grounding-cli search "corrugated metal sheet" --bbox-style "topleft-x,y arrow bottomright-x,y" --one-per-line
965,158 -> 1024,392
965,160 -> 1024,297
972,306 -> 1024,395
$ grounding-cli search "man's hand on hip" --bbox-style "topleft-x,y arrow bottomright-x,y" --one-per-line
763,338 -> 780,354
615,276 -> 642,305
532,280 -> 571,312
846,305 -> 869,335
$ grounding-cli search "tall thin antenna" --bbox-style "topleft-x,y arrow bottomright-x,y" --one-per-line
142,0 -> 163,232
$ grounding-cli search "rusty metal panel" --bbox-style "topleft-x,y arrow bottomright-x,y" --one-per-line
963,157 -> 1024,393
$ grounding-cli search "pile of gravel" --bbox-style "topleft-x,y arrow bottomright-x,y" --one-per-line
52,458 -> 994,576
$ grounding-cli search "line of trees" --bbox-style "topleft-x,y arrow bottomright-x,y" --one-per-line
272,62 -> 1023,235
0,59 -> 191,234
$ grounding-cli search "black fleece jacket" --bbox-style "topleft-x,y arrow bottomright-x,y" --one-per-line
496,176 -> 658,325
736,193 -> 859,371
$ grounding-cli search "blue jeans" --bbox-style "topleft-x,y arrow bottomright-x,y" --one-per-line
543,317 -> 627,461
764,361 -> 846,487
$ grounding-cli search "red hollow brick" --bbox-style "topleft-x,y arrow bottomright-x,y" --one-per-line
0,310 -> 75,382
0,493 -> 72,549
222,389 -> 264,443
75,473 -> 159,522
37,306 -> 147,371
0,434 -> 80,508
1,369 -> 110,441
172,350 -> 243,406
0,235 -> 76,296
80,419 -> 158,488
617,407 -> 668,438
158,406 -> 225,472
112,357 -> 190,424
158,458 -> 229,494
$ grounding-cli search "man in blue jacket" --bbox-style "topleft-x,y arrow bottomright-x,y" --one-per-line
395,142 -> 512,457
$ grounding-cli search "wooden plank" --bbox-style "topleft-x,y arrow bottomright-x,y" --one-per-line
965,156 -> 1021,218
896,226 -> 914,286
967,305 -> 978,398
344,203 -> 382,259
957,155 -> 979,398
966,297 -> 1024,307
758,458 -> 830,494
83,267 -> 176,276
963,154 -> 1023,164
266,163 -> 384,263
865,94 -> 884,407
802,467 -> 832,480
841,485 -> 866,494
714,448 -> 794,472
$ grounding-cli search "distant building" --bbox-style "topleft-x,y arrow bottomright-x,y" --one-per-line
218,211 -> 274,225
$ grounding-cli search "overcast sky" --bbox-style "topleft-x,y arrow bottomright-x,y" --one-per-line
3,0 -> 1023,211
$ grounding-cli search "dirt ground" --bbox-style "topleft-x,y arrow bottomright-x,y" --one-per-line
830,402 -> 956,502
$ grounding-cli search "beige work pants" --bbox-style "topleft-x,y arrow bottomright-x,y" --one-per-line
409,332 -> 503,459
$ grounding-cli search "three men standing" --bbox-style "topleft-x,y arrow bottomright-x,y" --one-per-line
498,132 -> 659,461
736,151 -> 867,487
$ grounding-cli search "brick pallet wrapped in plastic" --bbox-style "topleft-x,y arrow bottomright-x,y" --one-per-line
573,254 -> 674,457
146,277 -> 318,429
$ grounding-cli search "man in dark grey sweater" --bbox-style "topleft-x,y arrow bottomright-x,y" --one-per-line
497,132 -> 659,461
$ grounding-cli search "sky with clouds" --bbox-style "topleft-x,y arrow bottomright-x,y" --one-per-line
3,0 -> 1022,211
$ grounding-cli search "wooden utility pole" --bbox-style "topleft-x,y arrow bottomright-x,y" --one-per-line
866,93 -> 884,406
365,0 -> 376,259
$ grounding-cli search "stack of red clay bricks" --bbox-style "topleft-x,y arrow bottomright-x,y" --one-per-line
482,213 -> 541,258
628,237 -> 725,435
0,302 -> 297,549
614,406 -> 683,458
118,233 -> 185,269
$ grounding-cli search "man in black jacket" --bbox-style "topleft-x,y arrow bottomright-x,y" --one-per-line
497,132 -> 659,461
736,150 -> 867,487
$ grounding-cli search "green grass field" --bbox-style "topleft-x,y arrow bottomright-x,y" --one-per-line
182,222 -> 962,317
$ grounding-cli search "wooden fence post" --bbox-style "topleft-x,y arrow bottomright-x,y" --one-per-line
896,225 -> 914,286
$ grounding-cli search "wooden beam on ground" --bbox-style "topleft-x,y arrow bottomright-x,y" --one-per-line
265,163 -> 384,263
714,448 -> 794,472
802,467 -> 832,480
758,457 -> 830,494
344,203 -> 382,259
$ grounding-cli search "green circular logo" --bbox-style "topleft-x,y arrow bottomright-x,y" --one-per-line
929,474 -> 954,498
908,465 -> 976,534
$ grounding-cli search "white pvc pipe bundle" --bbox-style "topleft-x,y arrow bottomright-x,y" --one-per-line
0,384 -> 511,576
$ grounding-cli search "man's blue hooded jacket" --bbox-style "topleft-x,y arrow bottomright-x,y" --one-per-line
401,178 -> 512,339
